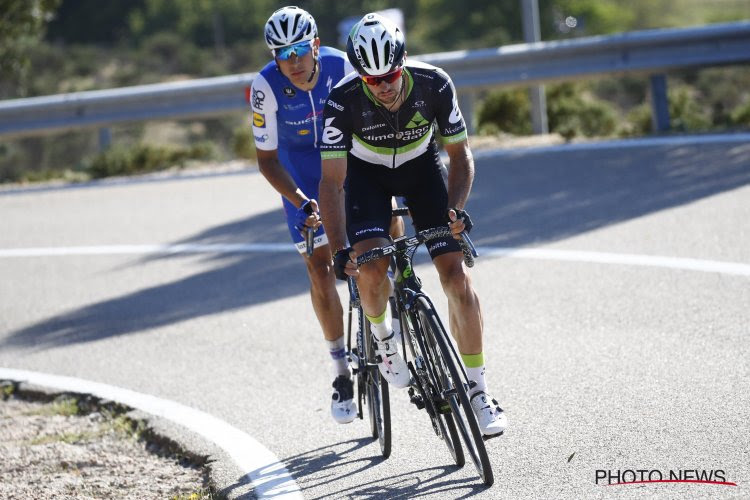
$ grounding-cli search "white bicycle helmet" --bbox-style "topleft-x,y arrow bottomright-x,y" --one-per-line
346,13 -> 406,76
264,6 -> 318,50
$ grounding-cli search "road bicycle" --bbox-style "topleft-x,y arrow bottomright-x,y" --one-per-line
354,208 -> 495,486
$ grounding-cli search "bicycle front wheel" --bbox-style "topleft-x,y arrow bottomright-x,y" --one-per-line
403,305 -> 464,467
363,318 -> 391,458
416,296 -> 494,486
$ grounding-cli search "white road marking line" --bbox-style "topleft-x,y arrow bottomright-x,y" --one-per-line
476,247 -> 750,277
0,368 -> 302,500
0,244 -> 748,277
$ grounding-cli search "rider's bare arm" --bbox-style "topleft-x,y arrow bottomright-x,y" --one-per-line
443,139 -> 474,210
319,157 -> 349,252
444,139 -> 475,237
256,148 -> 309,209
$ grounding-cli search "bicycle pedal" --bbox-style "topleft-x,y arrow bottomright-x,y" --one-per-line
408,389 -> 425,410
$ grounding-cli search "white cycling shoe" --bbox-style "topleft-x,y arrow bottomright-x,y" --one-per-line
331,375 -> 357,424
470,391 -> 507,436
373,332 -> 411,389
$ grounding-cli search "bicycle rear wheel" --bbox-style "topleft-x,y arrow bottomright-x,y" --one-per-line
362,318 -> 391,458
415,296 -> 494,486
401,305 -> 464,467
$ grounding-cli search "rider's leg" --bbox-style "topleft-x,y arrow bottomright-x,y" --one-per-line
353,237 -> 392,329
303,244 -> 346,370
354,237 -> 410,389
303,243 -> 356,424
433,251 -> 506,435
432,251 -> 483,354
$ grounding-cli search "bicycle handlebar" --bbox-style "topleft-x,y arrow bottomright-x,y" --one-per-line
355,226 -> 477,268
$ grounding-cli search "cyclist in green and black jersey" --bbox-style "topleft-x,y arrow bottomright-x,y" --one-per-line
319,13 -> 506,436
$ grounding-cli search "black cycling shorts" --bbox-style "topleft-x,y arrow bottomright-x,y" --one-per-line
345,144 -> 461,259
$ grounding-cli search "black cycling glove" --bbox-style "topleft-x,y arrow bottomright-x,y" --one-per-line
332,247 -> 352,281
448,208 -> 473,234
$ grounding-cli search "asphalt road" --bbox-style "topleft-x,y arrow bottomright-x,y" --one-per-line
1,136 -> 749,499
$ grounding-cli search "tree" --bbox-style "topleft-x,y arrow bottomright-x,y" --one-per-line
0,0 -> 60,97
0,0 -> 59,92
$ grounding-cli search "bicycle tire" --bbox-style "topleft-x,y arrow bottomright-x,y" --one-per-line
401,305 -> 464,467
362,317 -> 391,458
415,296 -> 494,486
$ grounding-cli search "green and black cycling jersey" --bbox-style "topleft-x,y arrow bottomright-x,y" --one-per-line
320,60 -> 467,168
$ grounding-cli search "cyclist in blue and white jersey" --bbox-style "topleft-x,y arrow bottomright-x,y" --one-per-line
249,6 -> 358,424
319,13 -> 507,436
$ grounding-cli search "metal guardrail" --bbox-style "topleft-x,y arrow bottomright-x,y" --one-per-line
1,21 -> 749,140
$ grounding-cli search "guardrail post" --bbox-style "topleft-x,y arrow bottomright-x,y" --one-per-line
650,73 -> 671,133
459,91 -> 476,135
98,127 -> 112,151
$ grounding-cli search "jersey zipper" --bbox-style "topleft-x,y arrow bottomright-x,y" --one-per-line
307,91 -> 318,146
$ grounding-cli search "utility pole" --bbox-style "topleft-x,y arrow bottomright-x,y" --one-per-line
521,0 -> 549,134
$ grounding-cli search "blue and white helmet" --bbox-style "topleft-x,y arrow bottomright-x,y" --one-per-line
347,13 -> 405,76
264,6 -> 318,50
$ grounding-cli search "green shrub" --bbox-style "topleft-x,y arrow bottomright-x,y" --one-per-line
477,88 -> 531,135
232,126 -> 256,159
621,104 -> 652,137
669,86 -> 711,131
86,142 -> 214,179
0,143 -> 23,183
547,83 -> 617,140
730,100 -> 750,127
623,85 -> 713,136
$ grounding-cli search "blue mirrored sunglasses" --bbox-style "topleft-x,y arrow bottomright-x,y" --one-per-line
274,41 -> 313,61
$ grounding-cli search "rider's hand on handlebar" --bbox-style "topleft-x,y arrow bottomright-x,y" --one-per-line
294,199 -> 322,235
447,208 -> 473,240
333,247 -> 358,281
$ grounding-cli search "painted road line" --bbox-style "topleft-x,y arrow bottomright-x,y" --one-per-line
0,243 -> 290,257
0,367 -> 302,500
476,247 -> 750,277
1,244 -> 748,277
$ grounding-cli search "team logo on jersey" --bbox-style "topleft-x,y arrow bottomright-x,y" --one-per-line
298,129 -> 311,135
322,117 -> 343,144
406,111 -> 429,128
449,98 -> 462,124
252,89 -> 265,110
283,86 -> 296,98
252,112 -> 265,127
327,99 -> 344,111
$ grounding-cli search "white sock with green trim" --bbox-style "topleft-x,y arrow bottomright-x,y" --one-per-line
461,352 -> 487,397
366,306 -> 392,341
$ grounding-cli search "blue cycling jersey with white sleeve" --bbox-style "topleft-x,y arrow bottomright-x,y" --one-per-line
250,46 -> 353,187
249,46 -> 353,252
